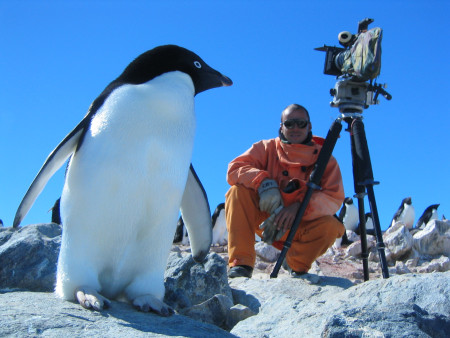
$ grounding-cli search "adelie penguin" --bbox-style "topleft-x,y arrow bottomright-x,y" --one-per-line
390,197 -> 415,229
211,202 -> 228,246
173,202 -> 228,246
334,197 -> 358,248
339,197 -> 359,232
13,45 -> 232,315
415,204 -> 440,229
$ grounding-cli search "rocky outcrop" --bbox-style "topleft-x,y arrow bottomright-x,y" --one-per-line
0,291 -> 234,337
0,223 -> 61,291
413,219 -> 450,256
341,220 -> 450,278
1,222 -> 450,337
229,272 -> 450,337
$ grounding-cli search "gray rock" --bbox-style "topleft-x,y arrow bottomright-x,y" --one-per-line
345,241 -> 362,257
0,223 -> 61,292
384,222 -> 414,261
225,304 -> 258,331
345,239 -> 375,258
3,222 -> 450,337
0,291 -> 235,337
346,230 -> 360,242
413,220 -> 450,256
164,252 -> 233,312
229,272 -> 450,337
180,294 -> 234,329
394,260 -> 412,274
406,256 -> 420,269
417,256 -> 450,273
322,303 -> 449,338
255,241 -> 280,262
230,287 -> 261,313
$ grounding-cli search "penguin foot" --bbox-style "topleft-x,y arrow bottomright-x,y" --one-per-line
74,286 -> 111,311
133,294 -> 174,316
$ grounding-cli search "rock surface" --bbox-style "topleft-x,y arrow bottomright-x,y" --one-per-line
1,222 -> 450,337
229,272 -> 450,337
0,291 -> 234,337
0,223 -> 61,291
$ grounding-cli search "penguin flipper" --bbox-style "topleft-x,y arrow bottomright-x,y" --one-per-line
179,164 -> 212,262
13,126 -> 85,227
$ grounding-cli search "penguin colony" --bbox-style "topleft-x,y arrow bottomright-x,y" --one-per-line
13,45 -> 232,315
334,196 -> 443,248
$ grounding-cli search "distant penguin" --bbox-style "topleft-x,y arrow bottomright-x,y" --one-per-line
333,210 -> 353,249
355,212 -> 375,236
338,197 -> 359,232
13,45 -> 232,315
364,212 -> 375,236
334,230 -> 353,249
51,198 -> 61,224
211,203 -> 227,246
0,219 -> 3,227
390,197 -> 415,229
173,215 -> 190,245
174,202 -> 228,246
415,204 -> 440,229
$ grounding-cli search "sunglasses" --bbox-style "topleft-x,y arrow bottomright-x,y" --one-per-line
282,119 -> 309,129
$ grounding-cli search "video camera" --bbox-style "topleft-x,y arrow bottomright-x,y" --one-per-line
315,18 -> 391,113
315,18 -> 382,82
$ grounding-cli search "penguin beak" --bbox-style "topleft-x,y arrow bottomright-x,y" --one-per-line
194,66 -> 233,95
220,74 -> 233,87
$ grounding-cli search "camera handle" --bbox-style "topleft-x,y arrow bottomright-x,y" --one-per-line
271,93 -> 390,280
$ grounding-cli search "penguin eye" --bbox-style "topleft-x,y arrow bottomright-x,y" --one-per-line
193,61 -> 202,69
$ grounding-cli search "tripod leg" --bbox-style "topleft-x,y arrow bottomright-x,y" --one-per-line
351,118 -> 389,279
349,123 -> 369,281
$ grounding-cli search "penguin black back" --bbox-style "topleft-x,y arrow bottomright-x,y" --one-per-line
416,203 -> 440,228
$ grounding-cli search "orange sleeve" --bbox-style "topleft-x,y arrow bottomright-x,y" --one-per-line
226,140 -> 272,191
303,155 -> 345,220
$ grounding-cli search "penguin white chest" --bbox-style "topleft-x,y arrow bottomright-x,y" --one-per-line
343,204 -> 358,231
401,204 -> 415,229
77,73 -> 194,187
62,71 -> 196,245
90,72 -> 196,160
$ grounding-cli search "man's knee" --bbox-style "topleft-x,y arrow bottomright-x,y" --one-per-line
319,215 -> 345,239
226,185 -> 259,210
226,184 -> 254,200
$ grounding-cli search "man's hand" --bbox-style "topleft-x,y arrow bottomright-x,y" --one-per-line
259,203 -> 301,244
258,179 -> 282,214
259,205 -> 284,244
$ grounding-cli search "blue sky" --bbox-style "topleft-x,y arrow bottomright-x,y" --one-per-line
1,1 -> 449,231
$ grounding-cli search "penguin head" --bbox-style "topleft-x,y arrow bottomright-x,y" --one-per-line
403,197 -> 412,205
344,197 -> 353,205
116,45 -> 232,95
428,204 -> 440,211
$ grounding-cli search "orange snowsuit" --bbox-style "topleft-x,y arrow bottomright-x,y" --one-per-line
226,136 -> 345,272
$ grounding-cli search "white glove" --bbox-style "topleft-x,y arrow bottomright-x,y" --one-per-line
258,179 -> 282,214
259,205 -> 285,244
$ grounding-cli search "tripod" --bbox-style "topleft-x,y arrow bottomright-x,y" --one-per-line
271,77 -> 391,280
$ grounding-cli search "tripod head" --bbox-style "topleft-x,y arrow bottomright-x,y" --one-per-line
330,76 -> 392,116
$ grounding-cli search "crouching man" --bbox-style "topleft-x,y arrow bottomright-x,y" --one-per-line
226,104 -> 345,278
